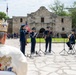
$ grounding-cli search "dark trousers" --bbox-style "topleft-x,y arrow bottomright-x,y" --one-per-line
66,42 -> 72,48
20,41 -> 25,55
45,38 -> 52,52
66,41 -> 75,49
31,41 -> 36,54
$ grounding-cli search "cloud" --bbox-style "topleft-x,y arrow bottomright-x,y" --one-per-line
0,0 -> 76,17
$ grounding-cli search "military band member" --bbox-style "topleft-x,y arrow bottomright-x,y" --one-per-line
20,24 -> 28,55
66,30 -> 75,50
44,26 -> 53,53
0,20 -> 27,75
30,27 -> 37,55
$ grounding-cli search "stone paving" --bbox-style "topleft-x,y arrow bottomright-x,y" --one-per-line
6,39 -> 76,75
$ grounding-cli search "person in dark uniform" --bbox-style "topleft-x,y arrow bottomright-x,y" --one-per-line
20,24 -> 28,55
66,30 -> 75,50
44,26 -> 53,53
30,27 -> 37,55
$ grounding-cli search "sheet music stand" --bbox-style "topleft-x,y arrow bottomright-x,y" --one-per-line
36,33 -> 45,56
59,33 -> 68,56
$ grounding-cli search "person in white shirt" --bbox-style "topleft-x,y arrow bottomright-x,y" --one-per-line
0,20 -> 27,75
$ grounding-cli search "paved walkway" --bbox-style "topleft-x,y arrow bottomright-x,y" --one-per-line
6,39 -> 76,75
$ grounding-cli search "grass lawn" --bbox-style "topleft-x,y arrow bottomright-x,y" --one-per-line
27,38 -> 69,43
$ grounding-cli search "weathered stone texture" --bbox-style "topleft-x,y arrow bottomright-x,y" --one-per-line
8,6 -> 72,36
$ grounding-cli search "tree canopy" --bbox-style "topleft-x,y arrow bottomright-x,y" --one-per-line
49,0 -> 68,16
0,12 -> 9,20
49,0 -> 76,28
68,1 -> 76,28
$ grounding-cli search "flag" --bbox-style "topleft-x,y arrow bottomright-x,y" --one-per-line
6,4 -> 8,15
25,22 -> 31,32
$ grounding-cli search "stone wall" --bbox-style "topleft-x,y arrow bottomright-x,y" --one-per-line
55,16 -> 72,33
10,6 -> 72,37
12,16 -> 27,33
7,19 -> 12,33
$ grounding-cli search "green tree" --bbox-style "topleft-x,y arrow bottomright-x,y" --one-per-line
49,0 -> 67,16
68,1 -> 76,28
0,12 -> 9,20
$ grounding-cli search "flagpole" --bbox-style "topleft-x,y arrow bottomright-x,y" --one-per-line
6,3 -> 8,17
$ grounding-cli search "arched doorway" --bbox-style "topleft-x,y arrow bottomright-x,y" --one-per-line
39,28 -> 45,33
38,28 -> 45,38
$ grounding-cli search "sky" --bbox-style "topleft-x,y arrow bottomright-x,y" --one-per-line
0,0 -> 76,18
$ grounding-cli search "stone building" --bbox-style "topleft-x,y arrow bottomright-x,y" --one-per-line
8,6 -> 72,37
7,18 -> 12,33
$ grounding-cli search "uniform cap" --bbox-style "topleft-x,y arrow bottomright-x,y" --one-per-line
21,24 -> 25,27
46,26 -> 50,29
32,27 -> 36,30
72,29 -> 75,32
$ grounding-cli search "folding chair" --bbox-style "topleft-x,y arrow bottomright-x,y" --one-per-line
67,44 -> 76,55
0,71 -> 16,75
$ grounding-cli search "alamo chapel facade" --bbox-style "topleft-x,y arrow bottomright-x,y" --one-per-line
8,6 -> 72,37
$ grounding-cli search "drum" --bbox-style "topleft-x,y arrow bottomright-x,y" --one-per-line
0,71 -> 16,75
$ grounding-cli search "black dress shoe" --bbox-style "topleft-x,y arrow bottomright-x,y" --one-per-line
36,51 -> 38,54
49,51 -> 51,53
69,47 -> 72,50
